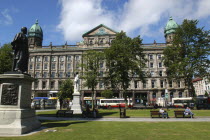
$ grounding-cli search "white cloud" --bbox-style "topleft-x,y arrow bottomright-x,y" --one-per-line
0,9 -> 13,25
57,0 -> 210,43
57,0 -> 115,42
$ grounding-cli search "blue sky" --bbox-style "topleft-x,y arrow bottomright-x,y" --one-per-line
0,0 -> 210,46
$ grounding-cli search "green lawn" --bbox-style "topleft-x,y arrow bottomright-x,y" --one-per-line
36,109 -> 210,118
1,121 -> 210,140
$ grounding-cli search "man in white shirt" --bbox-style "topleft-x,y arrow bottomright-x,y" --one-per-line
159,108 -> 169,118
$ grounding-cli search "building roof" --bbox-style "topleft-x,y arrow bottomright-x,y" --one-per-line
192,77 -> 203,83
28,19 -> 43,39
164,17 -> 178,36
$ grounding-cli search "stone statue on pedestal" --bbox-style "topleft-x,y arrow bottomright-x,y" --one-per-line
71,72 -> 82,114
74,72 -> 80,92
11,27 -> 29,72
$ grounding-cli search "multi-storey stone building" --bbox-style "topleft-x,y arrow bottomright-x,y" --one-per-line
28,17 -> 187,106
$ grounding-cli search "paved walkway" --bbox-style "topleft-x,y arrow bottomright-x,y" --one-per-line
38,116 -> 210,122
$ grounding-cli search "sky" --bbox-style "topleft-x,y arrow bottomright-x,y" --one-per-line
0,0 -> 210,46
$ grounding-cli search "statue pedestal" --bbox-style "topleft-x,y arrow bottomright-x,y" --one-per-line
0,74 -> 41,135
71,92 -> 82,114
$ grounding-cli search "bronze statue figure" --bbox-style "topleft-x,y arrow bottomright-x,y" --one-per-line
11,27 -> 29,72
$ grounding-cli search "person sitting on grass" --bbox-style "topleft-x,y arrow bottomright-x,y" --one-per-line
184,107 -> 194,118
159,108 -> 169,118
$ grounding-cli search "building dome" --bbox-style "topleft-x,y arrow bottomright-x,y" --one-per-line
164,17 -> 178,36
28,20 -> 43,39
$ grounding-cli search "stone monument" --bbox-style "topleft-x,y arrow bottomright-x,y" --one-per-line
0,27 -> 40,135
71,72 -> 82,114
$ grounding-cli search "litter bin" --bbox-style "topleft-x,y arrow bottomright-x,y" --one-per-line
120,108 -> 126,118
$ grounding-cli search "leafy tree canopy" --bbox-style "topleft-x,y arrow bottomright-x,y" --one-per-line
81,50 -> 104,109
101,89 -> 114,98
57,79 -> 74,100
105,31 -> 146,93
163,19 -> 210,96
0,43 -> 13,74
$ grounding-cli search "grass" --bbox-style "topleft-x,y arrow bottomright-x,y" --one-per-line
1,121 -> 210,140
36,109 -> 210,118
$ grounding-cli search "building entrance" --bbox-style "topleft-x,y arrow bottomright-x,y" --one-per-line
135,93 -> 147,106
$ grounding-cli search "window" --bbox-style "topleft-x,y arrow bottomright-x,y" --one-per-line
36,56 -> 41,62
34,81 -> 39,89
67,63 -> 71,69
30,64 -> 33,70
51,63 -> 56,70
67,56 -> 71,61
143,81 -> 147,88
170,92 -> 174,98
159,62 -> 162,68
44,63 -> 48,70
59,72 -> 63,78
99,71 -> 103,77
36,63 -> 40,69
89,40 -> 93,45
158,54 -> 162,60
29,57 -> 34,62
100,62 -> 104,68
152,92 -> 156,98
160,80 -> 164,88
43,72 -> 47,78
60,63 -> 64,70
149,54 -> 153,60
177,81 -> 181,88
44,56 -> 48,62
42,81 -> 46,89
67,72 -> 71,77
99,39 -> 103,44
59,56 -> 64,62
35,72 -> 40,78
51,72 -> 55,78
75,56 -> 80,61
169,80 -> 173,88
151,80 -> 155,88
161,92 -> 165,97
99,81 -> 103,88
159,71 -> 163,77
51,56 -> 56,62
50,81 -> 55,89
58,81 -> 62,88
134,81 -> 138,88
150,71 -> 154,77
150,63 -> 153,68
179,92 -> 182,98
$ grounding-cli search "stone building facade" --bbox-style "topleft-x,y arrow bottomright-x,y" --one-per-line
28,17 -> 187,106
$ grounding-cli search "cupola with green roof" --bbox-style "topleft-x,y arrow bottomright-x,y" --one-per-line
164,17 -> 178,43
28,20 -> 43,47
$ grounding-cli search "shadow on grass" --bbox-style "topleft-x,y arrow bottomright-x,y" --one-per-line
98,111 -> 118,117
40,120 -> 88,128
37,111 -> 119,118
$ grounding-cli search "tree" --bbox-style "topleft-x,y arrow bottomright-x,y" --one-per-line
163,19 -> 210,97
57,79 -> 74,109
0,43 -> 13,74
101,89 -> 113,98
105,31 -> 146,105
81,50 -> 104,109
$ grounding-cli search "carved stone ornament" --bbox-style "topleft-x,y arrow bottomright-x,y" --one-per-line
1,84 -> 19,105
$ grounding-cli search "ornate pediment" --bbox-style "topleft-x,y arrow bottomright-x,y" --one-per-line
82,24 -> 117,37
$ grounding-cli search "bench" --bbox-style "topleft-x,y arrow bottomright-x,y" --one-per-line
174,110 -> 194,118
150,111 -> 166,118
56,110 -> 73,117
